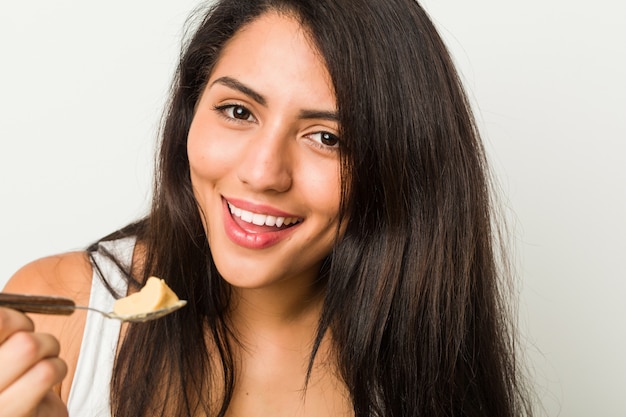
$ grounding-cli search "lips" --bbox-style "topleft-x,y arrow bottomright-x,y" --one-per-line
227,202 -> 301,228
222,198 -> 303,249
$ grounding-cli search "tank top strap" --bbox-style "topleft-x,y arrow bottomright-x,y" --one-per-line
67,236 -> 135,417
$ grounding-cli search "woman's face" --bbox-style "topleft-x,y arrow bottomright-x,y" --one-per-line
187,12 -> 341,291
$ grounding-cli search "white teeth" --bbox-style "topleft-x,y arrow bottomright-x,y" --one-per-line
228,202 -> 300,228
240,210 -> 253,223
252,213 -> 266,226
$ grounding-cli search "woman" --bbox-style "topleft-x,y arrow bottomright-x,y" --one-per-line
0,0 -> 533,416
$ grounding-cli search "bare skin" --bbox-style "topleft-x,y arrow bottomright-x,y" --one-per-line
225,285 -> 350,417
1,252 -> 90,417
0,307 -> 68,417
2,251 -> 350,417
0,11 -> 352,417
186,11 -> 352,415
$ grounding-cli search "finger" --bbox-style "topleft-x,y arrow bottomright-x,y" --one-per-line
33,391 -> 69,417
0,331 -> 61,393
0,357 -> 67,417
0,307 -> 34,343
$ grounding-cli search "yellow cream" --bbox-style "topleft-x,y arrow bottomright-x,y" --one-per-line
113,276 -> 180,316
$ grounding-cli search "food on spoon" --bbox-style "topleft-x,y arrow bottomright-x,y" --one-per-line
113,277 -> 180,317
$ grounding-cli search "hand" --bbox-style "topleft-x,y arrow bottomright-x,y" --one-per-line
0,307 -> 68,417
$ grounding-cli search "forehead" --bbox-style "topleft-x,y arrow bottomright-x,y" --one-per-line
207,12 -> 336,106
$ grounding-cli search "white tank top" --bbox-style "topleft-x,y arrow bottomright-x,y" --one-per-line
66,237 -> 134,417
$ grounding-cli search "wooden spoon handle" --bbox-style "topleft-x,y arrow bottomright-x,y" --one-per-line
0,293 -> 76,315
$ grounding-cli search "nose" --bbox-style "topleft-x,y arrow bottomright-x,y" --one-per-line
236,125 -> 293,193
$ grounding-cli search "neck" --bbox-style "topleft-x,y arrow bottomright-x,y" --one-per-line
228,277 -> 325,348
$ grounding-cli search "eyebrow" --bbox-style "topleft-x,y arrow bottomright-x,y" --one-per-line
211,76 -> 266,106
299,109 -> 339,122
210,76 -> 339,122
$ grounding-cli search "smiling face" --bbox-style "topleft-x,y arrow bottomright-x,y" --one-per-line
187,12 -> 342,291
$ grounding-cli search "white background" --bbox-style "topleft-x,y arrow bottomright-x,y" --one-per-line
1,1 -> 624,416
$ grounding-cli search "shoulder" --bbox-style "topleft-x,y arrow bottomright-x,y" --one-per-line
4,251 -> 93,302
3,251 -> 93,403
3,252 -> 93,333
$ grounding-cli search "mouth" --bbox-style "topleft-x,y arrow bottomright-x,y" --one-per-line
227,201 -> 303,233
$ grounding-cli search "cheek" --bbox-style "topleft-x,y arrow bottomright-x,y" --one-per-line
187,117 -> 207,177
187,137 -> 211,183
302,161 -> 342,219
322,178 -> 341,219
187,121 -> 231,186
187,123 -> 232,234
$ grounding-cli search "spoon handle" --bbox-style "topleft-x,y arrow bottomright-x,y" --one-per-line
0,293 -> 76,315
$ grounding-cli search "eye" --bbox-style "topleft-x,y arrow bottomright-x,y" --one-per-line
309,131 -> 339,148
214,104 -> 256,122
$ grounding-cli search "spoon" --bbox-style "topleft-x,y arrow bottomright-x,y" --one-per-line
0,292 -> 187,323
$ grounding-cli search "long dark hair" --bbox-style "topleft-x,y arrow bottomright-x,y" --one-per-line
89,0 -> 533,415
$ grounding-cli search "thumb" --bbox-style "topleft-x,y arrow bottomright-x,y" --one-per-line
34,391 -> 68,417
